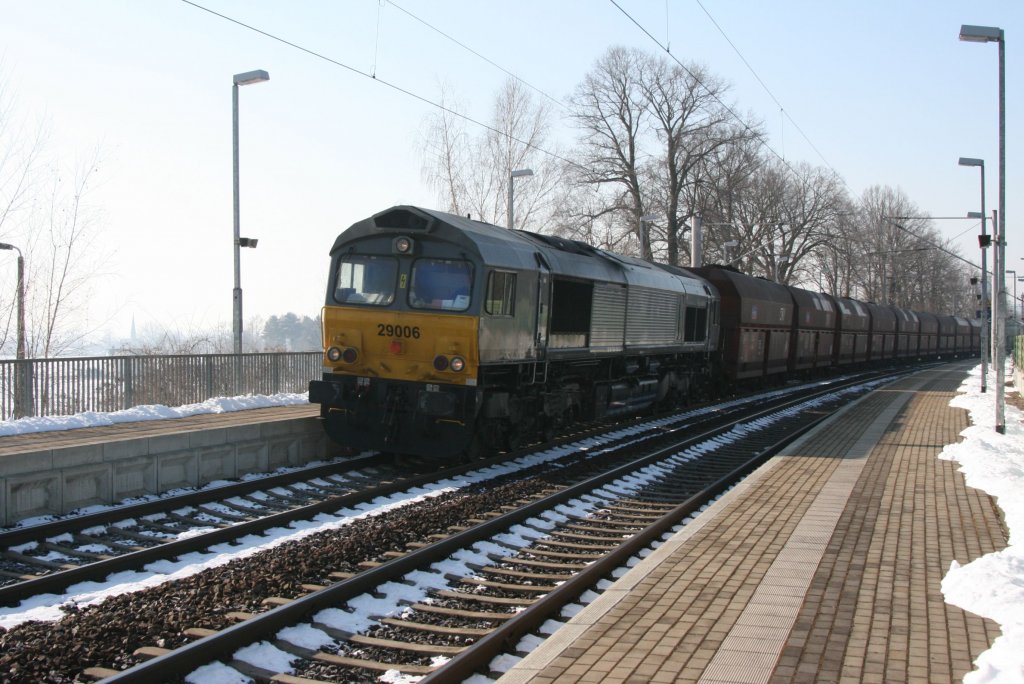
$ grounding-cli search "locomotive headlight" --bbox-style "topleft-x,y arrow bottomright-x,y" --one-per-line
393,236 -> 414,254
326,346 -> 343,362
433,355 -> 449,371
450,356 -> 466,372
342,347 -> 359,364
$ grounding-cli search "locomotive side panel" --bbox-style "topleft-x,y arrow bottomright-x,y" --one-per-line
478,267 -> 541,364
625,286 -> 682,349
590,283 -> 627,353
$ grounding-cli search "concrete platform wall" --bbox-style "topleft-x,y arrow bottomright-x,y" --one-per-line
0,417 -> 334,526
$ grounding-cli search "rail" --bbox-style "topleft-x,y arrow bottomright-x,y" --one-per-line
0,352 -> 322,420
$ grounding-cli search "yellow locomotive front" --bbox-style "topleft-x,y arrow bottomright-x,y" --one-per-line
309,212 -> 484,458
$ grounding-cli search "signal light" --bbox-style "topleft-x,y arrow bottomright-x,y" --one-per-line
433,355 -> 449,371
450,356 -> 466,372
342,347 -> 358,364
326,347 -> 343,362
389,340 -> 403,355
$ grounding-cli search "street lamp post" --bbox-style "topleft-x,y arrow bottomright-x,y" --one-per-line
0,243 -> 26,361
960,156 -> 988,392
232,69 -> 269,356
507,169 -> 534,230
0,242 -> 29,417
960,23 -> 1006,433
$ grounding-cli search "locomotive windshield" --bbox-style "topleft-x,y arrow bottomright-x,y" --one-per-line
333,254 -> 398,306
409,258 -> 472,311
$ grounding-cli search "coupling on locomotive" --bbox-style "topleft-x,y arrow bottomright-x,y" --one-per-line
309,206 -> 978,460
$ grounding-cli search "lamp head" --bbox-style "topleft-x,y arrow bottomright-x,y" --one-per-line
959,25 -> 1003,43
233,70 -> 270,86
958,157 -> 984,168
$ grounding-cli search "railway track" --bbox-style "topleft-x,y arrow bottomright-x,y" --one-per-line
77,370 -> 901,683
0,370 -> 848,610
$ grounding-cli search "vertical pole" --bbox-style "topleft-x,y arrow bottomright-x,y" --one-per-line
980,166 -> 989,392
15,254 -> 26,362
993,36 -> 1006,433
507,175 -> 514,230
232,82 -> 243,356
690,215 -> 702,268
14,253 -> 30,418
232,82 -> 244,397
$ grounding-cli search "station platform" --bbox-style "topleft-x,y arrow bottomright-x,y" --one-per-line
499,362 -> 1008,684
0,404 -> 325,527
0,404 -> 319,457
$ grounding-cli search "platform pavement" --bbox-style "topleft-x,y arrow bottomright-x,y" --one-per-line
0,404 -> 319,457
499,362 -> 1008,684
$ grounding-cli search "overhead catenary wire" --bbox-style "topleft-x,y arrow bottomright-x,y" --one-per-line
694,0 -> 838,175
385,1 -> 569,113
615,0 -> 975,272
608,0 -> 800,180
179,0 -> 585,172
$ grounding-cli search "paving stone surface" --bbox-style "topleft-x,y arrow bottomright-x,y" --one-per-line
499,363 -> 1008,684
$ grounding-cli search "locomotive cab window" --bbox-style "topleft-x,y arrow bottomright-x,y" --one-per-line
485,271 -> 516,316
334,254 -> 398,306
409,258 -> 473,311
684,305 -> 708,342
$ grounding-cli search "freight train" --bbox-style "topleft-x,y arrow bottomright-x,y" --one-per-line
308,206 -> 978,459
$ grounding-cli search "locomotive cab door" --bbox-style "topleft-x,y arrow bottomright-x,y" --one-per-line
532,253 -> 551,378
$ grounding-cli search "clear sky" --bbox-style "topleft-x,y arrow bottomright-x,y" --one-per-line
0,1 -> 1020,343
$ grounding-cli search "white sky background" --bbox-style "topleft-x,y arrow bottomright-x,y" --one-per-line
0,1 -> 1020,341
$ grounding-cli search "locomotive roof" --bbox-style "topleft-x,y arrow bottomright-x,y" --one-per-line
333,206 -> 710,295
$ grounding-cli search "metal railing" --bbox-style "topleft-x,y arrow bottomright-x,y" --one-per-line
0,352 -> 322,421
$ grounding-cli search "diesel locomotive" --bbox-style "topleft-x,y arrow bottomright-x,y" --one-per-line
308,205 -> 978,460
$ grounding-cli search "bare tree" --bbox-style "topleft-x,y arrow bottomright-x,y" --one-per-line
420,78 -> 562,230
567,47 -> 651,254
419,83 -> 470,215
0,76 -> 47,353
811,199 -> 861,297
568,47 -> 762,265
642,59 -> 760,265
24,150 -> 108,357
855,185 -> 933,305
